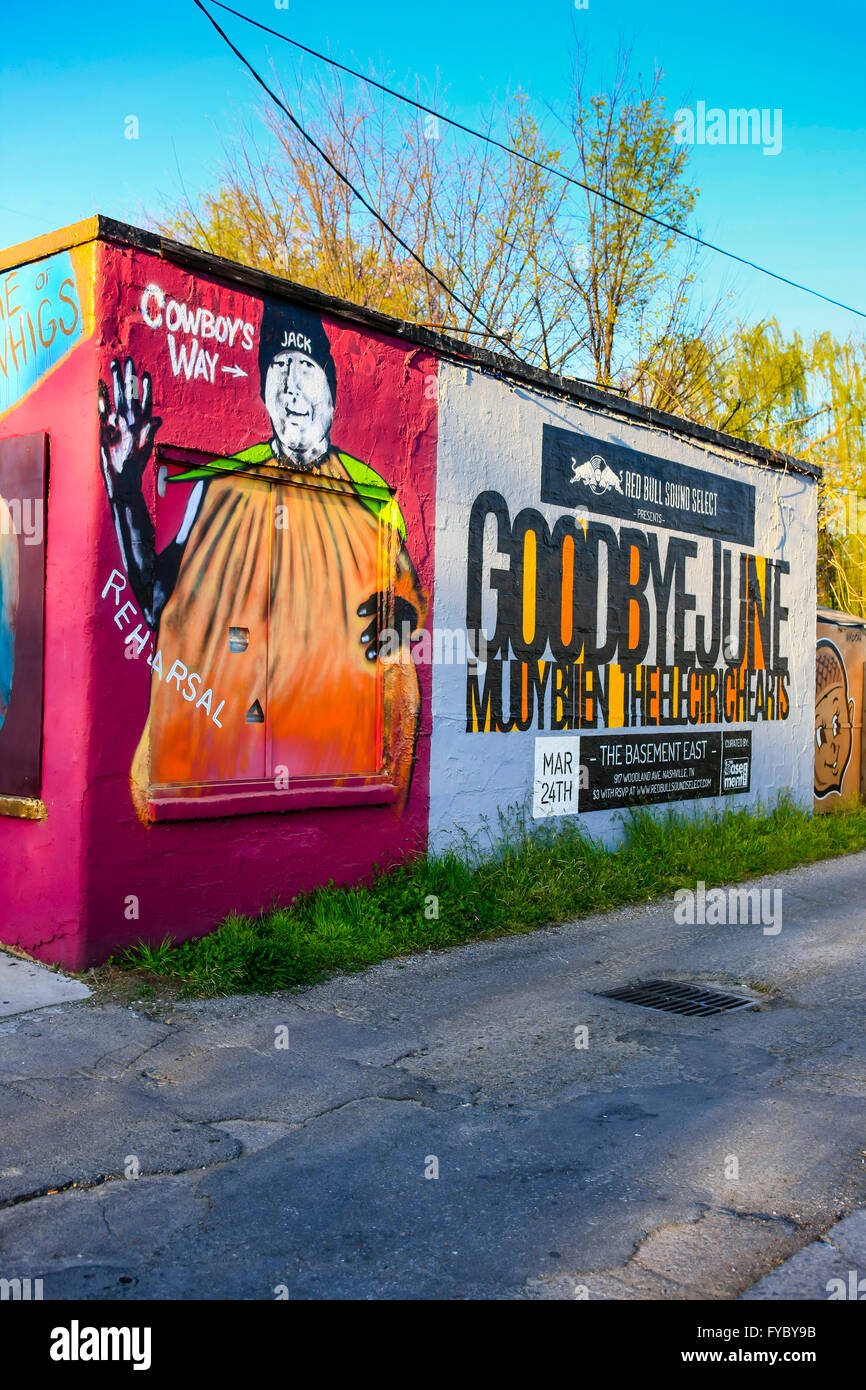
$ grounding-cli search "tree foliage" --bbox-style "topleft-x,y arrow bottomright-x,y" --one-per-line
156,49 -> 866,611
658,319 -> 866,615
155,49 -> 708,384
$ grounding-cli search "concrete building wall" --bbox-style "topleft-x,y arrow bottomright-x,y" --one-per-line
0,221 -> 819,967
429,362 -> 816,851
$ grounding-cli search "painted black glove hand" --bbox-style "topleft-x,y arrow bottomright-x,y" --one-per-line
98,357 -> 161,502
357,594 -> 419,662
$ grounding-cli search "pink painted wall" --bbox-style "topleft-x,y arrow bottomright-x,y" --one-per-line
0,247 -> 98,967
82,242 -> 436,967
0,234 -> 438,969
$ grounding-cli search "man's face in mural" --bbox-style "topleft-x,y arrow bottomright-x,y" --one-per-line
815,642 -> 855,798
264,350 -> 334,467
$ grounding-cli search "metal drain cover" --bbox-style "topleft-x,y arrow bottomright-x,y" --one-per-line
600,980 -> 758,1016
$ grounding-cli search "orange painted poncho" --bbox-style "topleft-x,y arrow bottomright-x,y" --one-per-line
137,448 -> 424,809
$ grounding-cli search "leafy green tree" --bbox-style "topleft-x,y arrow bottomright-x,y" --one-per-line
552,51 -> 708,391
653,318 -> 866,614
155,49 -> 710,384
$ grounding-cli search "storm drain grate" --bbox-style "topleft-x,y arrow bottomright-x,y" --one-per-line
599,980 -> 758,1016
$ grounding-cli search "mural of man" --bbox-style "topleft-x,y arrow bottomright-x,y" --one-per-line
98,301 -> 426,811
814,638 -> 855,799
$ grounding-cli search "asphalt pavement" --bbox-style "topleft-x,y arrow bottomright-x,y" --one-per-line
1,851 -> 865,1300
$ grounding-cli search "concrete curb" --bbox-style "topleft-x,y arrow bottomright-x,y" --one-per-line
0,949 -> 91,1018
741,1210 -> 866,1300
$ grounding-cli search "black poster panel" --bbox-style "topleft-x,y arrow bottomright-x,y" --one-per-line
579,730 -> 752,812
541,422 -> 756,547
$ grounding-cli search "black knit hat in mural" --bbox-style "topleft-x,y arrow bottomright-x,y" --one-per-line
257,300 -> 337,405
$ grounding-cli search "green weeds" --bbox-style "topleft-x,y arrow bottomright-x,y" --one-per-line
114,797 -> 866,997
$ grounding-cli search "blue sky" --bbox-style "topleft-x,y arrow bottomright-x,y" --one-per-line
1,0 -> 863,345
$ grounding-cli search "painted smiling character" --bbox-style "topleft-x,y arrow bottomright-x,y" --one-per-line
98,300 -> 426,814
814,638 -> 855,799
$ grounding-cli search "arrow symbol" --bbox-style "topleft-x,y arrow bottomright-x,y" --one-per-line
221,364 -> 248,378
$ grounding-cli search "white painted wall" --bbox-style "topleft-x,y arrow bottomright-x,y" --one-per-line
429,361 -> 817,853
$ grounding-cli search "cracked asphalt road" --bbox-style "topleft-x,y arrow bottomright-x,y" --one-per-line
1,851 -> 865,1300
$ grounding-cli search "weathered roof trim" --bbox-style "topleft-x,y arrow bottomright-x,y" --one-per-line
0,216 -> 101,275
1,214 -> 822,481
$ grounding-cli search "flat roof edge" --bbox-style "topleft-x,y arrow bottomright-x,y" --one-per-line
0,214 -> 822,481
0,217 -> 102,275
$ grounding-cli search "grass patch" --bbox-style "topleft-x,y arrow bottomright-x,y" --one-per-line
111,798 -> 866,997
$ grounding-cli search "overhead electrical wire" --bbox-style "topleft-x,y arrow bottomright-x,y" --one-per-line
200,0 -> 866,323
192,0 -> 556,376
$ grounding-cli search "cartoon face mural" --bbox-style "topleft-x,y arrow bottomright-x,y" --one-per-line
814,638 -> 856,798
98,296 -> 426,814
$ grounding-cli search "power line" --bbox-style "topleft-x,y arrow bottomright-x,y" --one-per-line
204,0 -> 866,323
192,0 -> 549,373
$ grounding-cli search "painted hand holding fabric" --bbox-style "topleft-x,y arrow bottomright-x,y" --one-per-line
357,594 -> 419,661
